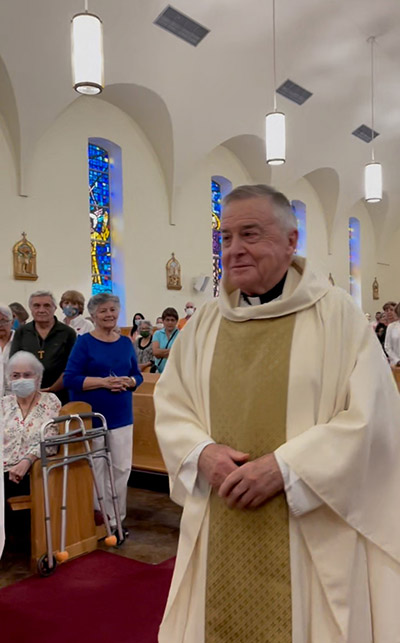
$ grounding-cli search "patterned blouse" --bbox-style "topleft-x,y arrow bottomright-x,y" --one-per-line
134,337 -> 154,366
2,392 -> 61,472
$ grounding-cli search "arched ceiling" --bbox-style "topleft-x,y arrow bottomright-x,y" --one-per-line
1,0 -> 400,236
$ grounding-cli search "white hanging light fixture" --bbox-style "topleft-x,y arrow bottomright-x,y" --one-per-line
364,37 -> 382,203
265,0 -> 285,165
71,0 -> 104,95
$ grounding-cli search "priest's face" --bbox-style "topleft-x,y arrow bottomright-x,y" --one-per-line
221,197 -> 298,295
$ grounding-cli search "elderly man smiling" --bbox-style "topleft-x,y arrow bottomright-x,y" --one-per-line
155,184 -> 400,642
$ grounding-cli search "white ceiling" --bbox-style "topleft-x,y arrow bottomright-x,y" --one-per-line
0,0 -> 399,252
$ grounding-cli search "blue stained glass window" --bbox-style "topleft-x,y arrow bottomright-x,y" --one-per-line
88,143 -> 112,294
349,217 -> 361,307
291,200 -> 307,257
212,179 -> 222,297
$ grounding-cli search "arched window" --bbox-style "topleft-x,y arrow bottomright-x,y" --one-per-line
89,143 -> 112,294
211,176 -> 232,297
291,200 -> 307,256
349,217 -> 361,307
88,139 -> 126,320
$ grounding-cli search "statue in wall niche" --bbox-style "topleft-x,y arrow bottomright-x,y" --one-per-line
13,233 -> 38,281
372,277 -> 379,300
328,273 -> 335,286
166,253 -> 182,290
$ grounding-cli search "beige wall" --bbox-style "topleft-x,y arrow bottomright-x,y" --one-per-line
0,97 -> 397,324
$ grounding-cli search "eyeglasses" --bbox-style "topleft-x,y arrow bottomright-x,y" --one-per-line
0,319 -> 11,325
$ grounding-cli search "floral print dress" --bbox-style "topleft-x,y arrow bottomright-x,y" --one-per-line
2,392 -> 61,472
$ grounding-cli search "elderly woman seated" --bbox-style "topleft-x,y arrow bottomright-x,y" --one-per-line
2,351 -> 61,516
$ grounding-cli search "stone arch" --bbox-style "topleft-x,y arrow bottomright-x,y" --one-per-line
221,134 -> 271,185
99,83 -> 174,210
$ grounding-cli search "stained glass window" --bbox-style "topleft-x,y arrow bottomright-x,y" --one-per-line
291,200 -> 307,256
349,217 -> 361,307
88,143 -> 112,294
212,179 -> 222,297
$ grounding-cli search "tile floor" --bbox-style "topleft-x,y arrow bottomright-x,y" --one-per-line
0,485 -> 182,588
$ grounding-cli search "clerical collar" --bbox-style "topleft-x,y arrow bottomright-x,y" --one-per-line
241,272 -> 287,306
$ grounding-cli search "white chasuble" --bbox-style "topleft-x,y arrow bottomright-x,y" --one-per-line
155,257 -> 400,643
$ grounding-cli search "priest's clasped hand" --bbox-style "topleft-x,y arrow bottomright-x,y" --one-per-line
198,444 -> 249,492
218,452 -> 284,510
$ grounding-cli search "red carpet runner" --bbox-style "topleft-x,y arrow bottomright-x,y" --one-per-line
0,550 -> 174,643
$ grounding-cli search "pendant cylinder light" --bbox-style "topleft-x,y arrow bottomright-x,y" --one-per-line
266,0 -> 286,165
71,11 -> 104,95
265,112 -> 286,165
365,162 -> 382,203
364,37 -> 382,203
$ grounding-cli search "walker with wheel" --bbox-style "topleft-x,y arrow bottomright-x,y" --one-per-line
37,411 -> 124,576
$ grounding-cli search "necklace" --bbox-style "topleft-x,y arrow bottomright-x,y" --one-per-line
35,333 -> 46,360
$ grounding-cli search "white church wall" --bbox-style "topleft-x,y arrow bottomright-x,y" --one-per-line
0,95 -> 394,324
0,101 -> 252,324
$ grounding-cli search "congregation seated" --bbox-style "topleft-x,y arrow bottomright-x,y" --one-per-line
2,351 -> 60,543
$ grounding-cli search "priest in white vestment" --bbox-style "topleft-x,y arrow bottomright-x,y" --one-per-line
155,184 -> 400,643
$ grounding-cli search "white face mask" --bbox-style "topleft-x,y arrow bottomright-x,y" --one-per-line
185,307 -> 195,316
155,323 -> 163,330
11,378 -> 37,398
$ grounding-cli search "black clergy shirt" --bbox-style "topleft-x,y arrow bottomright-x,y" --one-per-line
241,272 -> 287,306
10,318 -> 76,404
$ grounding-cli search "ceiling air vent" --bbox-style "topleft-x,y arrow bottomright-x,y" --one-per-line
276,79 -> 312,105
352,124 -> 379,143
154,6 -> 210,47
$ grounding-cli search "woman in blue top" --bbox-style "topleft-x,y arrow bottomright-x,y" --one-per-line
64,293 -> 143,534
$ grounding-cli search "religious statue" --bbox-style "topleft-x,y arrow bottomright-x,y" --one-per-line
372,277 -> 379,300
328,273 -> 335,286
166,253 -> 182,290
13,233 -> 38,281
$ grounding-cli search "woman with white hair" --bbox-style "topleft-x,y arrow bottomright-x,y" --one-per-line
0,304 -> 15,396
2,351 -> 60,548
64,293 -> 143,537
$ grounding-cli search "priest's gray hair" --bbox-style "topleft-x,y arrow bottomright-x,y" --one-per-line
87,293 -> 120,316
223,184 -> 298,233
29,290 -> 57,308
6,350 -> 44,384
0,304 -> 13,321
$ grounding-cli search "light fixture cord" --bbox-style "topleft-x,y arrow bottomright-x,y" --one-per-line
369,36 -> 376,161
272,0 -> 277,112
84,0 -> 89,12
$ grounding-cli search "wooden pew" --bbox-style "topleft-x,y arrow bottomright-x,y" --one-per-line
132,373 -> 166,473
8,401 -> 98,571
119,326 -> 133,337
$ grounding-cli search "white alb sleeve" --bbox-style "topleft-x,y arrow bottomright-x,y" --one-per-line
178,439 -> 215,495
275,448 -> 323,516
